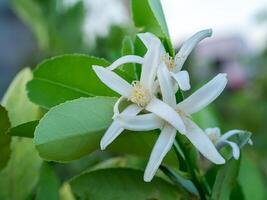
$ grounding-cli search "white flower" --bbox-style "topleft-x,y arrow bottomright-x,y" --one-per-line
93,37 -> 186,150
138,29 -> 212,91
115,61 -> 227,181
205,128 -> 253,160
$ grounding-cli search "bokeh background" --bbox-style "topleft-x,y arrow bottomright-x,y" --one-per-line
1,0 -> 267,190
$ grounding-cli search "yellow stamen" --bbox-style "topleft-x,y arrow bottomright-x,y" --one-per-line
129,81 -> 151,107
161,53 -> 175,71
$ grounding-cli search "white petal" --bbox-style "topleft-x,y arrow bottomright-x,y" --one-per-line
218,140 -> 240,160
183,117 -> 225,164
157,62 -> 176,106
144,125 -> 176,182
174,29 -> 212,72
107,55 -> 144,71
146,98 -> 186,134
248,139 -> 253,145
176,73 -> 228,114
115,113 -> 164,131
137,32 -> 166,54
100,104 -> 142,149
205,127 -> 221,137
171,70 -> 191,91
93,66 -> 132,97
140,38 -> 162,92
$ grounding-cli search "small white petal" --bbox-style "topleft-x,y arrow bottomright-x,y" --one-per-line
115,113 -> 164,131
183,117 -> 225,164
137,32 -> 166,54
107,55 -> 144,71
157,62 -> 176,106
171,70 -> 191,91
219,140 -> 240,160
174,29 -> 212,72
205,127 -> 221,137
100,104 -> 142,149
248,139 -> 253,145
144,125 -> 176,182
146,98 -> 186,134
140,38 -> 162,92
93,66 -> 132,98
176,73 -> 228,115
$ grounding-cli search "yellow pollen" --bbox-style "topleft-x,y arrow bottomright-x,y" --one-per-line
161,53 -> 175,70
130,81 -> 151,107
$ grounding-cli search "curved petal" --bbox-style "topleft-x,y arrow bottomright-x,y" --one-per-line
107,55 -> 144,70
137,32 -> 166,55
93,65 -> 132,97
218,140 -> 240,160
144,125 -> 176,182
174,29 -> 212,72
183,117 -> 225,164
100,104 -> 142,149
171,70 -> 191,91
146,98 -> 186,134
176,73 -> 227,114
157,62 -> 176,106
115,113 -> 164,131
140,38 -> 162,92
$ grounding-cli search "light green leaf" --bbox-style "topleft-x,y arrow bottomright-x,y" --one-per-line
70,168 -> 181,200
36,162 -> 60,200
211,159 -> 240,200
59,183 -> 75,200
7,120 -> 39,138
34,97 -> 177,165
0,105 -> 11,170
238,154 -> 267,200
0,138 -> 42,200
1,68 -> 40,126
27,54 -> 117,109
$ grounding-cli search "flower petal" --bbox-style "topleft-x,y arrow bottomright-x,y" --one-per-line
144,125 -> 176,182
140,38 -> 162,92
171,70 -> 191,91
146,98 -> 186,134
218,140 -> 240,160
107,55 -> 144,71
100,104 -> 142,149
115,113 -> 164,131
174,29 -> 212,72
176,73 -> 227,114
183,117 -> 225,164
137,32 -> 166,54
157,62 -> 176,106
93,65 -> 132,97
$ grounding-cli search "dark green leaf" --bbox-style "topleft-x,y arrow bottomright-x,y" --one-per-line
36,162 -> 60,200
0,105 -> 11,170
27,54 -> 117,109
70,168 -> 180,200
211,159 -> 240,200
7,120 -> 39,138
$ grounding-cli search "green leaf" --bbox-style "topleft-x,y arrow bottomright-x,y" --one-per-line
0,105 -> 11,170
34,97 -> 177,165
27,54 -> 117,109
121,36 -> 137,79
238,154 -> 267,200
131,0 -> 174,55
0,138 -> 42,200
2,68 -> 40,126
7,120 -> 39,138
211,159 -> 240,200
70,168 -> 180,200
36,162 -> 60,200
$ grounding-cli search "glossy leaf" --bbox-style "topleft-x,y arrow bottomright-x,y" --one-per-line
211,159 -> 240,200
7,120 -> 38,138
0,105 -> 11,170
36,162 -> 60,200
27,54 -> 117,109
70,168 -> 180,200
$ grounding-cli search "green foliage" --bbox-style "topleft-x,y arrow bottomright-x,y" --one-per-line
27,55 -> 116,109
70,168 -> 181,200
36,162 -> 60,200
7,120 -> 39,138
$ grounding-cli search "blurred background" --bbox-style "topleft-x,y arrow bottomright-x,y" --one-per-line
0,0 -> 267,187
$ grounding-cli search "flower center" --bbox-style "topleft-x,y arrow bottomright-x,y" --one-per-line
161,53 -> 175,71
129,81 -> 151,107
